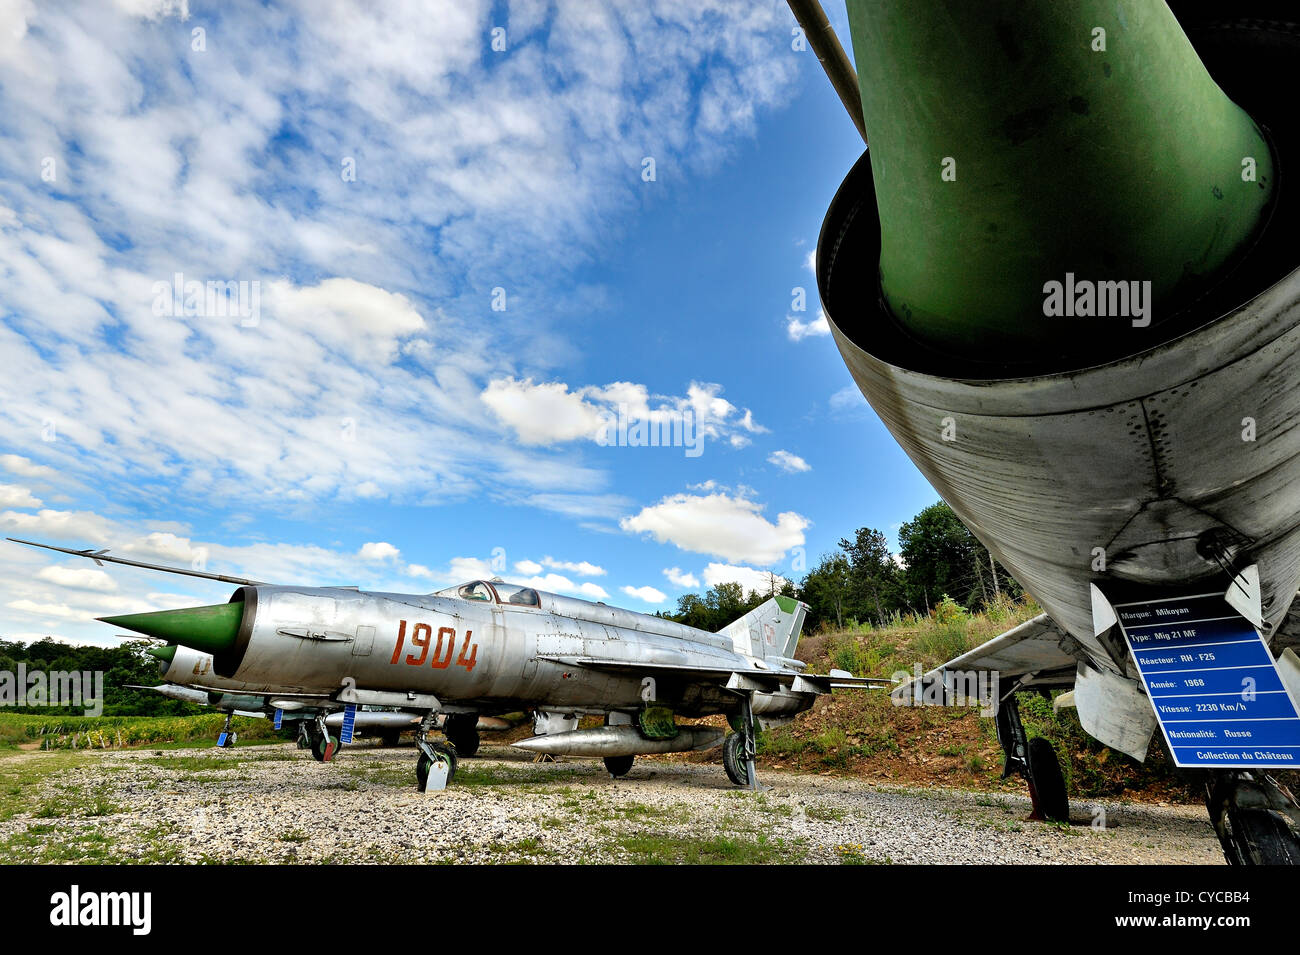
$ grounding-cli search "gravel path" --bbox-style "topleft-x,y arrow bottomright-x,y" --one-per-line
0,743 -> 1224,864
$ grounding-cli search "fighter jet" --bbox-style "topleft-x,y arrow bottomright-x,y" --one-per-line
9,537 -> 881,790
792,0 -> 1300,863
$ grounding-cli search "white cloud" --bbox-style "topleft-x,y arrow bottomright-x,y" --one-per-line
36,565 -> 118,593
479,379 -> 605,446
358,541 -> 401,561
481,378 -> 764,450
621,584 -> 666,604
404,558 -> 607,603
0,454 -> 56,481
767,450 -> 810,473
542,556 -> 605,577
830,385 -> 866,412
448,557 -> 496,581
620,490 -> 808,564
663,566 -> 700,589
0,1 -> 798,519
111,0 -> 189,20
702,562 -> 789,595
0,508 -> 119,544
0,483 -> 41,508
787,308 -> 830,341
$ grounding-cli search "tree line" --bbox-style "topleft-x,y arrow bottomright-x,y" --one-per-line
0,638 -> 200,716
664,500 -> 1021,633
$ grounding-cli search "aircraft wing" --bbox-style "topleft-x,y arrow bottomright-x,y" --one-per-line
536,655 -> 890,693
923,613 -> 1078,690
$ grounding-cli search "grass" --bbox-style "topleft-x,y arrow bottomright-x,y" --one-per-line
33,783 -> 121,819
454,764 -> 581,788
0,713 -> 286,751
805,805 -> 846,822
0,751 -> 95,821
616,832 -> 793,864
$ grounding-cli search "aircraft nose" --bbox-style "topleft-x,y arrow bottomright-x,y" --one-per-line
99,603 -> 243,655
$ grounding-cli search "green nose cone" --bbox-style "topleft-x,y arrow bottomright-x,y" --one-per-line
100,603 -> 243,655
145,644 -> 177,666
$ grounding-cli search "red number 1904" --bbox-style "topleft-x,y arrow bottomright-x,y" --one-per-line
390,620 -> 478,672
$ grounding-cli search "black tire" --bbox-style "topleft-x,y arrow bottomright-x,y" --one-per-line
416,742 -> 458,789
1026,736 -> 1069,823
444,714 -> 480,758
723,732 -> 750,787
1222,807 -> 1300,865
311,732 -> 338,763
381,731 -> 402,748
604,755 -> 635,778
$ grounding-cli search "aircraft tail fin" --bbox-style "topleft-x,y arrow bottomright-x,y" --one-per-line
717,595 -> 808,663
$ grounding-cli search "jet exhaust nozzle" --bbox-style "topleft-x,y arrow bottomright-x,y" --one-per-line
844,0 -> 1275,362
511,725 -> 723,758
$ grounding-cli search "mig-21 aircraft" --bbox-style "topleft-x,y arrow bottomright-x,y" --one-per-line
10,537 -> 882,790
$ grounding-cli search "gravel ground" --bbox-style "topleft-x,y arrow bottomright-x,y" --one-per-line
0,742 -> 1224,864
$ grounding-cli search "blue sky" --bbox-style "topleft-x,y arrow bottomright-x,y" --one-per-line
0,0 -> 938,645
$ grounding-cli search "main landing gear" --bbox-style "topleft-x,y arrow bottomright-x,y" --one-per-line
723,693 -> 762,790
995,691 -> 1069,823
1206,771 -> 1300,865
443,713 -> 480,757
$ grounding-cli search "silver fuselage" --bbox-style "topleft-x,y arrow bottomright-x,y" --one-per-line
206,585 -> 806,722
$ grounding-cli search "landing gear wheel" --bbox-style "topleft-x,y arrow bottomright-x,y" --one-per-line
311,733 -> 338,763
444,714 -> 480,757
416,742 -> 458,789
1221,807 -> 1300,865
1208,772 -> 1300,865
1026,736 -> 1069,823
604,755 -> 634,778
723,733 -> 749,787
381,731 -> 401,748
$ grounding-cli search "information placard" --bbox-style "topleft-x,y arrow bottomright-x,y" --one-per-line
1115,592 -> 1300,768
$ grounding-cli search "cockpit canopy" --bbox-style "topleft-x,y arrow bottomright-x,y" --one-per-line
436,580 -> 541,608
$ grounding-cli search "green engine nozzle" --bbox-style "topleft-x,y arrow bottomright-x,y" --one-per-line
100,602 -> 243,656
846,0 -> 1275,357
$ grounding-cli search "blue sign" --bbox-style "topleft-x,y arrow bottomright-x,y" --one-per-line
340,703 -> 357,744
273,708 -> 283,730
1116,592 -> 1300,768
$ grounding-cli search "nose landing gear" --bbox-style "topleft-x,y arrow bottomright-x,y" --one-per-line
301,715 -> 340,762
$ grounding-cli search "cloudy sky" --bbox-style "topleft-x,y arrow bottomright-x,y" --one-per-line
0,0 -> 937,645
